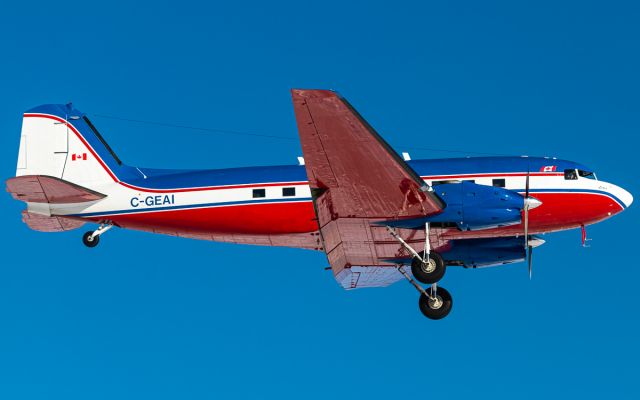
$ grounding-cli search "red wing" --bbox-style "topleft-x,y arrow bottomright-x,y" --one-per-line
291,89 -> 443,219
6,175 -> 105,204
291,89 -> 445,288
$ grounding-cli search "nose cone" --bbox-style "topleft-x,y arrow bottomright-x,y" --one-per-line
609,184 -> 633,209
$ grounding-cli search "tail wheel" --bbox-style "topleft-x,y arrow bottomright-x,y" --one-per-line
82,231 -> 100,248
411,251 -> 446,284
418,286 -> 452,320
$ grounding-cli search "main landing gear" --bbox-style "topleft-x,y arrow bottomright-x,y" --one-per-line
388,223 -> 452,320
387,225 -> 447,284
411,251 -> 445,284
82,223 -> 113,248
397,267 -> 453,320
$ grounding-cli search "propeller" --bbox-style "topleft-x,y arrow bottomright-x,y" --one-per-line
522,169 -> 542,279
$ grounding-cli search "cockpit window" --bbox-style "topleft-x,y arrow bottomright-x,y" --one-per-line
564,169 -> 578,180
578,170 -> 597,180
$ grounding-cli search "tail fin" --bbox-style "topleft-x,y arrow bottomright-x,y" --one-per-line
17,103 -> 125,189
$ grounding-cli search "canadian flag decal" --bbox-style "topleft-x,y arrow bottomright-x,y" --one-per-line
540,165 -> 557,172
72,153 -> 87,161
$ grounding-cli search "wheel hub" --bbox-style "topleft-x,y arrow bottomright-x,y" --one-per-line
421,258 -> 437,274
428,295 -> 443,310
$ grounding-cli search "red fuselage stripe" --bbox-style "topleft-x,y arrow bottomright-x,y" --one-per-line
116,180 -> 310,193
422,172 -> 564,180
86,191 -> 623,237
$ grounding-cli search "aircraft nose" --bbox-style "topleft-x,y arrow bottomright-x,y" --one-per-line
621,188 -> 634,208
609,184 -> 633,209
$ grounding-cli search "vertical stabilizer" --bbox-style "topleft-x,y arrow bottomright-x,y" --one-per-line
17,104 -> 127,190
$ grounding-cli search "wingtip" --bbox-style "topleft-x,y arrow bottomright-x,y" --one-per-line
291,89 -> 339,99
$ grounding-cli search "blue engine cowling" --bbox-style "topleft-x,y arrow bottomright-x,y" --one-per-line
383,181 -> 525,231
440,236 -> 543,268
426,181 -> 524,230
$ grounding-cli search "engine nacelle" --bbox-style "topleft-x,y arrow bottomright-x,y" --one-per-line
440,236 -> 544,268
426,181 -> 524,231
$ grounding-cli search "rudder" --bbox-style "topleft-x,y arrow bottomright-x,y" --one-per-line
17,103 -> 126,190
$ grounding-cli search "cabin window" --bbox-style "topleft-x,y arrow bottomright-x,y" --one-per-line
578,170 -> 597,180
492,178 -> 505,188
282,187 -> 296,197
252,188 -> 266,198
564,169 -> 578,180
432,180 -> 461,185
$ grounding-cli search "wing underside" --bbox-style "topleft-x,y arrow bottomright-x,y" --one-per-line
20,210 -> 86,232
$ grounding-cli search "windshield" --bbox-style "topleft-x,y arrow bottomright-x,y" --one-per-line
578,170 -> 597,180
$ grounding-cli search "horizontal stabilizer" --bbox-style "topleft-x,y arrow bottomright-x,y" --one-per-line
21,210 -> 85,232
6,175 -> 105,204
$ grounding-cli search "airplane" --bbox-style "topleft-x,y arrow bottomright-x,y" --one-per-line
6,89 -> 633,319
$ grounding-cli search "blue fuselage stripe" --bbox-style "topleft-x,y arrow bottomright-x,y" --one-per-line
70,187 -> 624,219
70,197 -> 314,217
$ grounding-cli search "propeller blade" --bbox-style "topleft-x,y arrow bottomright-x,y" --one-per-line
528,245 -> 533,279
524,168 -> 530,246
524,168 -> 532,278
523,202 -> 529,249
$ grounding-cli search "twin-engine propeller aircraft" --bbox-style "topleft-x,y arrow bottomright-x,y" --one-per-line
6,90 -> 633,319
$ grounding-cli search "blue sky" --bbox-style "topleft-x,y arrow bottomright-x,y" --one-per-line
1,1 -> 639,398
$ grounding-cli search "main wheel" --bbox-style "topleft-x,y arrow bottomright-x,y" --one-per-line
418,286 -> 452,320
82,231 -> 100,248
411,251 -> 445,284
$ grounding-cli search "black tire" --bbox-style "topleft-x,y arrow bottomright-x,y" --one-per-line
418,286 -> 453,320
82,231 -> 99,248
411,251 -> 446,284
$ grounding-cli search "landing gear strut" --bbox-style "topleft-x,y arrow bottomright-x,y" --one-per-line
388,223 -> 453,319
82,223 -> 113,248
387,223 -> 446,284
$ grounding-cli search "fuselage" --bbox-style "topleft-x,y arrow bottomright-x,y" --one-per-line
18,106 -> 633,248
13,102 -> 634,317
46,156 -> 632,246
